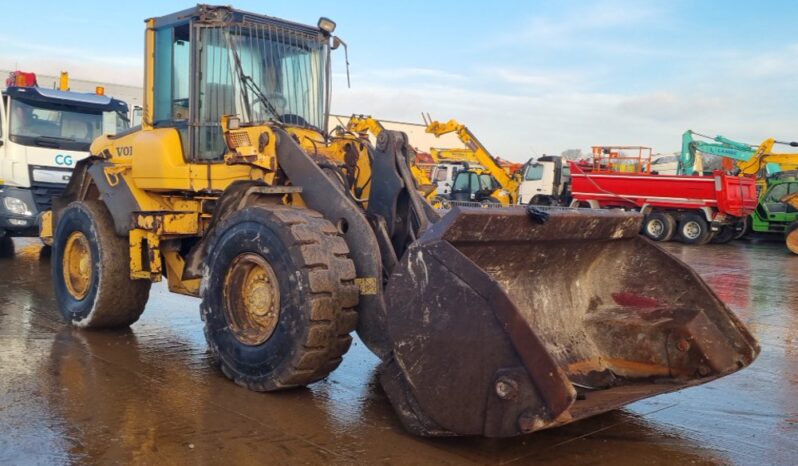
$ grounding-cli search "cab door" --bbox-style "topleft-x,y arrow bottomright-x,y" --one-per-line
756,182 -> 798,231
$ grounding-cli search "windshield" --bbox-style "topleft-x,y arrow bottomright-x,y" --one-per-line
524,163 -> 544,181
195,24 -> 329,159
453,172 -> 473,192
479,174 -> 495,191
9,98 -> 128,150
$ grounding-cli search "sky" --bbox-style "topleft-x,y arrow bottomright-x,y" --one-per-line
2,0 -> 797,162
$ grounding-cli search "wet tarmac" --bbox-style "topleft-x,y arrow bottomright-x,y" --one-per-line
0,238 -> 796,465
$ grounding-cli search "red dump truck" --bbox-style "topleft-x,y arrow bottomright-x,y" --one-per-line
568,146 -> 757,245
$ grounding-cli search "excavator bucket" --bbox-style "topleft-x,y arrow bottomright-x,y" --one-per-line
378,206 -> 760,437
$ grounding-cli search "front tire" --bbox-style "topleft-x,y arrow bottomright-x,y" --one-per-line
678,213 -> 712,245
201,205 -> 359,391
0,234 -> 14,258
52,201 -> 151,328
786,221 -> 798,255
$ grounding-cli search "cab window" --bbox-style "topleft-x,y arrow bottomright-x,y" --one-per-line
153,24 -> 190,124
524,163 -> 544,181
766,183 -> 789,203
478,174 -> 494,191
452,172 -> 471,192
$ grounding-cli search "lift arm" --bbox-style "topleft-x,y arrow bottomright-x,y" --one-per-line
425,118 -> 518,202
430,147 -> 478,164
346,114 -> 386,137
345,115 -> 437,198
736,138 -> 798,177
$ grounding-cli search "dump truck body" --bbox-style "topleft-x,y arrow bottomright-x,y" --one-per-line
570,163 -> 757,218
570,162 -> 757,244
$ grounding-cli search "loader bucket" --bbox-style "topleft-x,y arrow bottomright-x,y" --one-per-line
379,207 -> 759,437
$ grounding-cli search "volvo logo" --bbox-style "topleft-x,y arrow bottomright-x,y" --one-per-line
55,154 -> 74,166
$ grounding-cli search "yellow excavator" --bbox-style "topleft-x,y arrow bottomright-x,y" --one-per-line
424,116 -> 520,205
342,114 -> 437,200
42,5 -> 758,437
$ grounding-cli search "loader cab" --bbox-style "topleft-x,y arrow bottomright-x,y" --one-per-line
450,170 -> 502,203
751,174 -> 798,234
147,5 -> 334,162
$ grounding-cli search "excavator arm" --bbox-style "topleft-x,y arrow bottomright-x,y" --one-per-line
679,130 -> 756,175
679,131 -> 798,177
425,118 -> 519,203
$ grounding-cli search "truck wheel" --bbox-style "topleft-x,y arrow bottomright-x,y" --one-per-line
785,222 -> 798,254
0,234 -> 14,258
678,213 -> 712,245
642,212 -> 676,242
711,226 -> 736,244
732,217 -> 749,240
52,201 -> 151,328
200,205 -> 359,391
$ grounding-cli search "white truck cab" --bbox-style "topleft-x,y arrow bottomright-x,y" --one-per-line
518,155 -> 569,205
0,71 -> 129,238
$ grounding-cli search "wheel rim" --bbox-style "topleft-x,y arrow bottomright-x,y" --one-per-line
63,231 -> 92,300
683,221 -> 702,240
646,219 -> 664,237
224,253 -> 281,346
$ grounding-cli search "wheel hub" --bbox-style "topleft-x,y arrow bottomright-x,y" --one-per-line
647,219 -> 664,237
683,221 -> 701,239
224,253 -> 281,346
63,231 -> 92,300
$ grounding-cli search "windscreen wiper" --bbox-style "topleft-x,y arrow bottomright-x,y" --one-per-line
224,32 -> 280,121
36,135 -> 76,142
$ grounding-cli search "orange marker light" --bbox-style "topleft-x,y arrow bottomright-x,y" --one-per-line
96,86 -> 105,96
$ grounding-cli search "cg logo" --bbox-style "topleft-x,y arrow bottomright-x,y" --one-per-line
55,154 -> 74,166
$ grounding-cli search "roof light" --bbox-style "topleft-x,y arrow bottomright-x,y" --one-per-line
96,86 -> 105,96
318,17 -> 336,33
59,72 -> 70,91
6,71 -> 37,88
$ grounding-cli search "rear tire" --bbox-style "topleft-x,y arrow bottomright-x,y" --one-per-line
786,222 -> 798,255
710,226 -> 736,244
0,234 -> 14,258
642,212 -> 676,242
200,205 -> 359,391
52,201 -> 151,328
678,213 -> 712,245
733,217 -> 749,240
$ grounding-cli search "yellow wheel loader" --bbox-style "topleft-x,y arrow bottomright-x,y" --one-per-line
43,5 -> 759,437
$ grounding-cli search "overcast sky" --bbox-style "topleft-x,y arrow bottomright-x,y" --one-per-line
2,0 -> 796,161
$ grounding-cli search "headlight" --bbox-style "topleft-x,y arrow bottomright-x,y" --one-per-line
3,197 -> 33,216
